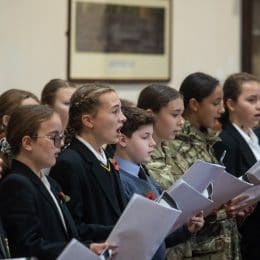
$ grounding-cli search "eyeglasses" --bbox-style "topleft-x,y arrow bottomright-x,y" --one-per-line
33,134 -> 64,148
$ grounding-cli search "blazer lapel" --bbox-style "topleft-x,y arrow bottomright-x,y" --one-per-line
11,160 -> 70,238
59,203 -> 78,238
12,161 -> 62,217
31,177 -> 70,238
71,139 -> 123,216
92,162 -> 124,216
227,124 -> 257,167
49,183 -> 79,238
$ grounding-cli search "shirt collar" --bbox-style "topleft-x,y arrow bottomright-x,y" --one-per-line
115,156 -> 140,178
76,135 -> 107,164
232,123 -> 258,144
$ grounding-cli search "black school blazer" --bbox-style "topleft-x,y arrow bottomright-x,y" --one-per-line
0,217 -> 9,259
214,123 -> 260,259
0,160 -> 79,260
50,138 -> 127,242
214,123 -> 257,177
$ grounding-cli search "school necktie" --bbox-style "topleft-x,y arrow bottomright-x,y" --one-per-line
138,166 -> 147,180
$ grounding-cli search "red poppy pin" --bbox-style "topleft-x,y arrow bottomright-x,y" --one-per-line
58,192 -> 70,203
145,191 -> 156,200
109,158 -> 120,171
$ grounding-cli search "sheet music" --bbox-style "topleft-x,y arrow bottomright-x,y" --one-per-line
106,194 -> 181,260
245,160 -> 260,185
235,185 -> 260,208
177,160 -> 253,216
165,179 -> 213,230
182,160 -> 225,193
57,239 -> 100,260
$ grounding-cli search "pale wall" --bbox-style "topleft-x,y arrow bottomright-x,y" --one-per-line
0,0 -> 241,103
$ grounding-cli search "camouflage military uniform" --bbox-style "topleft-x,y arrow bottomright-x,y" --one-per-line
146,121 -> 241,260
147,141 -> 187,190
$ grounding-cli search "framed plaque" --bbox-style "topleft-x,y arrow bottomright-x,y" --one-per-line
67,0 -> 171,82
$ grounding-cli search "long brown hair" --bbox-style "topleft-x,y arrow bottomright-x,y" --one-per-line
220,72 -> 260,127
6,105 -> 54,156
0,105 -> 54,177
41,79 -> 77,107
0,89 -> 39,137
137,84 -> 182,112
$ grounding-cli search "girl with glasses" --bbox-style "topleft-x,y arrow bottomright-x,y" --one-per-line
0,105 -> 114,259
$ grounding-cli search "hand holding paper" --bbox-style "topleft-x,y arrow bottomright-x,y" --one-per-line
224,194 -> 250,217
90,242 -> 117,258
244,160 -> 260,185
57,239 -> 100,260
230,185 -> 260,209
57,239 -> 117,260
186,211 -> 204,234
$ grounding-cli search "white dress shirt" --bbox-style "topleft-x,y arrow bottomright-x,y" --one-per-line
233,123 -> 260,160
40,172 -> 68,233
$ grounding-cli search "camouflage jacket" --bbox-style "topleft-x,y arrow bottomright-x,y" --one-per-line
147,141 -> 187,190
169,120 -> 220,168
146,121 -> 241,260
146,121 -> 220,191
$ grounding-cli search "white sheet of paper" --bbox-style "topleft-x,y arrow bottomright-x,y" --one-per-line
106,194 -> 181,260
182,160 -> 225,193
236,185 -> 260,207
178,160 -> 253,216
203,169 -> 253,215
165,179 -> 213,230
57,239 -> 100,260
157,191 -> 178,209
245,160 -> 260,185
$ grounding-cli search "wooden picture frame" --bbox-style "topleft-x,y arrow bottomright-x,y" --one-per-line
67,0 -> 171,82
242,0 -> 260,77
241,0 -> 253,72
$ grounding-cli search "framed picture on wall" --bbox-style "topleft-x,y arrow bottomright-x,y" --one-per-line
242,0 -> 260,78
67,0 -> 171,82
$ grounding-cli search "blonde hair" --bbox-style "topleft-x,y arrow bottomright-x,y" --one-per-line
66,83 -> 115,140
